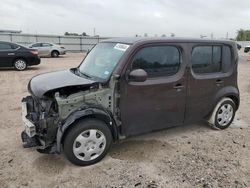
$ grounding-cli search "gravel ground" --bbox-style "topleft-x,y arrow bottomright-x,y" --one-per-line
0,52 -> 249,188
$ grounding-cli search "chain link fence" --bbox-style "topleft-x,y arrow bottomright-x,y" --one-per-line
0,33 -> 109,52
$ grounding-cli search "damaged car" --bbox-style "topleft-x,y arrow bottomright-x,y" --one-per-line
21,38 -> 240,166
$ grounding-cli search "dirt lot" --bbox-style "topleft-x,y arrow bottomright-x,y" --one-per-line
0,53 -> 249,188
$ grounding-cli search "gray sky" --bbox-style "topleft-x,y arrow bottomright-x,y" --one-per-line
1,0 -> 250,38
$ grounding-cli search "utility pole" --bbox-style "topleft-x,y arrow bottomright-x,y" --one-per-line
211,33 -> 214,39
226,32 -> 229,39
93,28 -> 96,36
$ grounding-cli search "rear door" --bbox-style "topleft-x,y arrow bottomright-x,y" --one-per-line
185,44 -> 234,123
0,42 -> 16,67
40,43 -> 52,56
120,44 -> 188,136
31,43 -> 42,56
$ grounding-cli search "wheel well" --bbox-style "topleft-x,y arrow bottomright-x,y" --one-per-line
51,50 -> 59,55
227,95 -> 239,110
61,115 -> 117,146
12,57 -> 26,66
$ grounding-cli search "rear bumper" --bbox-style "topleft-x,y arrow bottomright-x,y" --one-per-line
28,57 -> 40,65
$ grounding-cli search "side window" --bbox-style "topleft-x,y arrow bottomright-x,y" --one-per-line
11,44 -> 19,49
42,43 -> 52,47
222,46 -> 232,72
32,43 -> 42,47
192,46 -> 222,74
132,46 -> 181,78
0,43 -> 12,50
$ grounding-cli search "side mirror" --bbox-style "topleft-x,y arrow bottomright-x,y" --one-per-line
129,69 -> 148,82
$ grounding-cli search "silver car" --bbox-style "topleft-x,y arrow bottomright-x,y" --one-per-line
29,43 -> 66,57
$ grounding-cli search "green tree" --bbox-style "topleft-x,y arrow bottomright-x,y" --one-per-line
236,29 -> 250,41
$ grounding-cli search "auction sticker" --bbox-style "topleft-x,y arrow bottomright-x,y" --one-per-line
114,43 -> 130,51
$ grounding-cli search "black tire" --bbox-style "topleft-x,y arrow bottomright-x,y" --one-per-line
51,50 -> 59,58
14,59 -> 27,71
213,98 -> 236,129
63,118 -> 112,166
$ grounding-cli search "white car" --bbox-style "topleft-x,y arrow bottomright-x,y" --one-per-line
29,43 -> 66,57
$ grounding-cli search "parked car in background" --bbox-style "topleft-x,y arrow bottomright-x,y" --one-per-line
244,46 -> 250,53
29,43 -> 66,57
0,41 -> 40,71
236,43 -> 241,50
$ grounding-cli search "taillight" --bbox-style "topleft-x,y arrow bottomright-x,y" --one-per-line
30,50 -> 38,55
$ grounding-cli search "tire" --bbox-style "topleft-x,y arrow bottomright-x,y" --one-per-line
208,98 -> 236,129
14,59 -> 27,71
51,50 -> 59,58
63,118 -> 112,166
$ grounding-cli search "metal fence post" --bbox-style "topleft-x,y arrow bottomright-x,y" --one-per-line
80,37 -> 83,52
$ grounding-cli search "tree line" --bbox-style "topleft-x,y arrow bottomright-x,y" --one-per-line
236,29 -> 250,41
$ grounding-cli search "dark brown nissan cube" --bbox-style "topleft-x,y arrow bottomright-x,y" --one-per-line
21,38 -> 239,166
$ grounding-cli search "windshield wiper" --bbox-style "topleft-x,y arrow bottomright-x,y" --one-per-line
76,68 -> 92,79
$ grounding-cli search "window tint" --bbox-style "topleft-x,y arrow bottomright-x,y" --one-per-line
12,44 -> 19,49
132,46 -> 181,77
192,46 -> 222,74
42,43 -> 52,47
0,43 -> 12,50
32,43 -> 42,47
222,46 -> 232,72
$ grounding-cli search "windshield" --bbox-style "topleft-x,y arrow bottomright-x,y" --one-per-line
79,42 -> 130,81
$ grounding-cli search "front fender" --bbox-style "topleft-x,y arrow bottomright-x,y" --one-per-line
56,107 -> 118,153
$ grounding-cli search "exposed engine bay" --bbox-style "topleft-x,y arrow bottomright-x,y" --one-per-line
21,69 -> 120,153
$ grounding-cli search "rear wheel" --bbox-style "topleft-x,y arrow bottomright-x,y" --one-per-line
63,119 -> 112,166
208,98 -> 236,129
14,59 -> 27,71
51,50 -> 59,58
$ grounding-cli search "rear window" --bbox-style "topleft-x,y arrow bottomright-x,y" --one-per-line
191,46 -> 222,74
0,43 -> 12,50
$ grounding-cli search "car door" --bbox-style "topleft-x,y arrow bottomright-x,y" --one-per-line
40,43 -> 52,56
30,43 -> 42,55
119,44 -> 188,137
185,44 -> 234,123
0,42 -> 16,67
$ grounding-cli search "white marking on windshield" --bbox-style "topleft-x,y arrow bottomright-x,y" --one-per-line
114,43 -> 130,51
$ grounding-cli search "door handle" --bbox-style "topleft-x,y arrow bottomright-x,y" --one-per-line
173,84 -> 184,91
8,53 -> 15,56
216,79 -> 223,85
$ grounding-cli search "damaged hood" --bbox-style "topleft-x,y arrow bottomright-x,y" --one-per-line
28,69 -> 97,98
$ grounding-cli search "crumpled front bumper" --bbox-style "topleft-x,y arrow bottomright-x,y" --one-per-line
20,96 -> 60,154
21,98 -> 41,148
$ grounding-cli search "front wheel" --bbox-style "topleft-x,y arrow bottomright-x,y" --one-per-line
63,119 -> 112,166
208,98 -> 236,129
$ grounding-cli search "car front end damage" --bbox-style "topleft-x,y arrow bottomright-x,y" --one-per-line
21,69 -> 121,154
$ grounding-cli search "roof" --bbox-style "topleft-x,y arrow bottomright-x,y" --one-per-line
102,37 -> 236,45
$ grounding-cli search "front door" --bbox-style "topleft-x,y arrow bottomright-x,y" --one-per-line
120,44 -> 188,136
